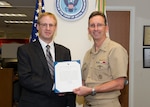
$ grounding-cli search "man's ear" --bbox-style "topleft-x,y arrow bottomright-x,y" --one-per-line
36,24 -> 39,30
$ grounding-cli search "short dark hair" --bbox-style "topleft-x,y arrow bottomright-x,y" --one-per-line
88,11 -> 107,25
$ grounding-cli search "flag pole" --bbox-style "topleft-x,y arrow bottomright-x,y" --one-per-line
38,0 -> 42,15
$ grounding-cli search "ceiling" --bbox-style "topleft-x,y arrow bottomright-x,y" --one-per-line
0,0 -> 36,39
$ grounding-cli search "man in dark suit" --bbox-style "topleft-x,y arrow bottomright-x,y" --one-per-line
17,12 -> 76,107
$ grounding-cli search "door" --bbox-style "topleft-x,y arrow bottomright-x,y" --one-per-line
107,11 -> 130,107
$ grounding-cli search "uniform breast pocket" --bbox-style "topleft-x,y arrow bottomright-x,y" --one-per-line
95,60 -> 108,70
93,61 -> 109,81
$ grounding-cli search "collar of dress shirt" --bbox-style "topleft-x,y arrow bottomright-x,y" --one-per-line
38,38 -> 55,61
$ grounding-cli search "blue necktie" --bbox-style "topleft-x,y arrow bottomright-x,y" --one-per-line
46,45 -> 54,79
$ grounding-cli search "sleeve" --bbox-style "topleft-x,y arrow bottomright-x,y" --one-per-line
17,46 -> 53,96
109,46 -> 128,79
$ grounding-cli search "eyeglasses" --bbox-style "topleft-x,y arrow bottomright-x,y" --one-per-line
89,23 -> 106,28
39,23 -> 56,28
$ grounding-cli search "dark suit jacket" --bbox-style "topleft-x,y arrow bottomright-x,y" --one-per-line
17,40 -> 76,107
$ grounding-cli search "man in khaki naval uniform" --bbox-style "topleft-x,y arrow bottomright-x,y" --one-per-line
73,11 -> 128,107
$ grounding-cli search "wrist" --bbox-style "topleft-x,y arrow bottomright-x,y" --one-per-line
91,88 -> 96,96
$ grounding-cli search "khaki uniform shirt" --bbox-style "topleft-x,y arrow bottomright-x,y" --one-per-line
82,38 -> 128,106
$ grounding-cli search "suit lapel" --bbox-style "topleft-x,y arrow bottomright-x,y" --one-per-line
54,43 -> 71,61
54,43 -> 61,61
33,40 -> 50,75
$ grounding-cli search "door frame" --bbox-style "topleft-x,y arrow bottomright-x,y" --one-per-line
106,6 -> 135,107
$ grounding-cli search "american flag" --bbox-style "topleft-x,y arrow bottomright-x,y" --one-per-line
30,0 -> 45,42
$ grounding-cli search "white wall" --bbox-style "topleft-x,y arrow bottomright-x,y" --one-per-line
45,0 -> 150,107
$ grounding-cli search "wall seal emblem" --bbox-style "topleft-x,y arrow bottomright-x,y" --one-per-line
55,0 -> 88,21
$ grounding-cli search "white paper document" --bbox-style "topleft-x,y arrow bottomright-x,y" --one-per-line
54,60 -> 82,93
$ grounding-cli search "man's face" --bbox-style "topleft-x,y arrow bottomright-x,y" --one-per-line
37,15 -> 57,42
88,15 -> 108,41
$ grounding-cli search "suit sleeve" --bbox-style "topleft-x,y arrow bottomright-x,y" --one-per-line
17,45 -> 53,96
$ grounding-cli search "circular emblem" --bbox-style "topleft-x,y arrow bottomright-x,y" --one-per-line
56,0 -> 88,21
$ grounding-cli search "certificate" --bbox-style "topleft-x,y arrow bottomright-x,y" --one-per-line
143,25 -> 150,46
54,60 -> 82,93
143,48 -> 150,68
